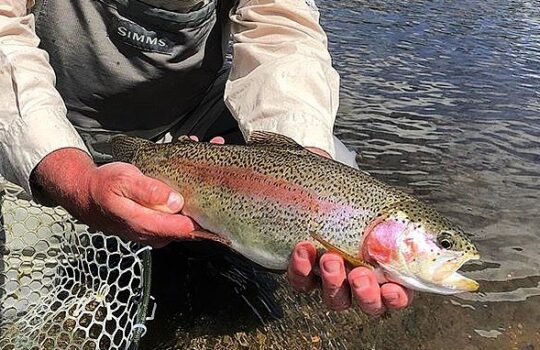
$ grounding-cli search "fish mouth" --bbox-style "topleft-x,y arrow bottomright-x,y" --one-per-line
444,273 -> 480,292
437,252 -> 481,293
373,251 -> 481,295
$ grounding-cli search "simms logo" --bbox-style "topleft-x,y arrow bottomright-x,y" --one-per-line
117,26 -> 167,47
111,18 -> 173,54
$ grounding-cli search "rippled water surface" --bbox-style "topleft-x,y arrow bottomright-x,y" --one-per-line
142,1 -> 540,349
330,0 -> 540,347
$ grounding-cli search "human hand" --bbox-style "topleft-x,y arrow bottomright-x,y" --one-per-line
31,136 -> 229,247
287,147 -> 414,315
31,148 -> 196,247
287,242 -> 413,314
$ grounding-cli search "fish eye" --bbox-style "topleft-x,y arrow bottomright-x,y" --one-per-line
437,233 -> 454,249
440,239 -> 452,249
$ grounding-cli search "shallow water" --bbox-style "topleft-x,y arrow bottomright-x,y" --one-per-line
141,1 -> 540,349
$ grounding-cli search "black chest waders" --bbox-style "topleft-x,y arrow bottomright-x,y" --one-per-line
36,0 -> 236,163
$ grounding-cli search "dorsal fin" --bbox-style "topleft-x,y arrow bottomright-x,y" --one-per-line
176,135 -> 196,143
111,135 -> 153,162
247,131 -> 303,149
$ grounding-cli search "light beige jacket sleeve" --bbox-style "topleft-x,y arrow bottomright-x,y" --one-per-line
0,0 -> 88,194
225,0 -> 340,158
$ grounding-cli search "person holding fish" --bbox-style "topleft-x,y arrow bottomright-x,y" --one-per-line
0,0 -> 415,315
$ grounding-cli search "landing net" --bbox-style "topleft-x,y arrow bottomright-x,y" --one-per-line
0,180 -> 152,350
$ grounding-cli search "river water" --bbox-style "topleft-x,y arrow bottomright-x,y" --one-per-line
141,1 -> 540,349
331,0 -> 540,347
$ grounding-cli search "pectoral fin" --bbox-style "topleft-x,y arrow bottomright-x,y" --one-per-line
310,232 -> 373,269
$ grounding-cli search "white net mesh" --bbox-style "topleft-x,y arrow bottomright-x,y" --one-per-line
0,180 -> 152,350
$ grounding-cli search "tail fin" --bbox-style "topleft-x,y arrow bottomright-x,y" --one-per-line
111,135 -> 152,162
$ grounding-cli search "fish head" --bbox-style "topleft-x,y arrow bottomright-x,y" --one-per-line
362,200 -> 480,295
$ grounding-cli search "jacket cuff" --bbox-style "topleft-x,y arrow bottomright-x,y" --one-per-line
1,107 -> 90,196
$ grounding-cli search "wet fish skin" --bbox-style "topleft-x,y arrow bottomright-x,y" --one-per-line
111,132 -> 479,294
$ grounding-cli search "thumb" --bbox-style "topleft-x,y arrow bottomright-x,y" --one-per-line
122,173 -> 184,213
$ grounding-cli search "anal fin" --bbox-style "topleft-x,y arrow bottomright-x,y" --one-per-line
187,230 -> 231,246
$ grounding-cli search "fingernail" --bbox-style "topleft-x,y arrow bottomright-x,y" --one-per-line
323,260 -> 341,274
296,247 -> 309,260
167,192 -> 183,211
352,275 -> 370,290
385,293 -> 399,303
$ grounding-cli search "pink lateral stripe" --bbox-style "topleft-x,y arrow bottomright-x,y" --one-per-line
171,158 -> 351,216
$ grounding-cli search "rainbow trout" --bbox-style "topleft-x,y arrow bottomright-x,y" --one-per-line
111,132 -> 480,295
